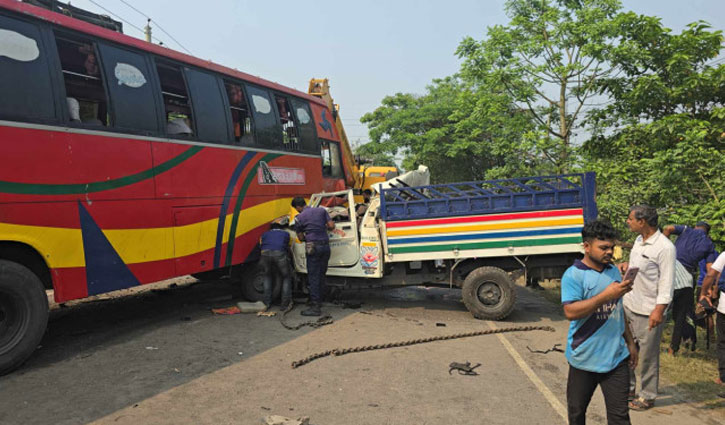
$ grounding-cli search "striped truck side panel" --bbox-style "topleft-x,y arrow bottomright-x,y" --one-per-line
383,208 -> 584,262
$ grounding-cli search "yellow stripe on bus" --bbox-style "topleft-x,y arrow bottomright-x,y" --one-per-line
0,198 -> 292,269
386,217 -> 584,237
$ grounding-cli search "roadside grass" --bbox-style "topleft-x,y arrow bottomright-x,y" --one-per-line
538,282 -> 725,415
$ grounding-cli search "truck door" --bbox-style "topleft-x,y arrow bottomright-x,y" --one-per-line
311,190 -> 360,267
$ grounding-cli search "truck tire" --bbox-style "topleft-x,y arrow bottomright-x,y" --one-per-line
239,262 -> 280,302
462,266 -> 516,320
0,260 -> 49,375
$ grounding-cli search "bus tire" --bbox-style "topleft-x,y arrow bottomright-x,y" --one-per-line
462,266 -> 516,321
239,262 -> 281,303
0,260 -> 49,375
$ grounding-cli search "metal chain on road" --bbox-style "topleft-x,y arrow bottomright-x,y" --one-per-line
291,324 -> 556,369
279,302 -> 334,331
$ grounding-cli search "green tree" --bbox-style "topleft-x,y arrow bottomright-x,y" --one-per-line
583,16 -> 725,245
457,0 -> 624,173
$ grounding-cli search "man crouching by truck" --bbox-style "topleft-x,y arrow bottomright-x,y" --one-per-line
562,220 -> 638,425
291,196 -> 335,316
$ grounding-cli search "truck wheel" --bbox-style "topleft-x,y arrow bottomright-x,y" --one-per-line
462,266 -> 516,320
0,260 -> 49,375
239,262 -> 280,302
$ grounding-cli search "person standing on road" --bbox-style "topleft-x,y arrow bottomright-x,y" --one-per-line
292,196 -> 335,317
562,219 -> 638,425
259,222 -> 292,311
662,221 -> 716,356
698,250 -> 725,389
621,205 -> 676,411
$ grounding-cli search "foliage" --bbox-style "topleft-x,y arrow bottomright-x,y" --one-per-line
358,0 -> 725,247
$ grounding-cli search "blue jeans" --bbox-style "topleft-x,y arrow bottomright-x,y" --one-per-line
260,250 -> 291,306
306,242 -> 330,304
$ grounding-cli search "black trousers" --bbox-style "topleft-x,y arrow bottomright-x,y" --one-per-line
670,286 -> 695,352
718,312 -> 725,382
305,242 -> 330,304
567,359 -> 630,425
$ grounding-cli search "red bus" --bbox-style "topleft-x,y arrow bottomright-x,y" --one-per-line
0,0 -> 353,374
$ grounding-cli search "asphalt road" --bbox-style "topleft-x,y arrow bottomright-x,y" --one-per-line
0,278 -> 723,425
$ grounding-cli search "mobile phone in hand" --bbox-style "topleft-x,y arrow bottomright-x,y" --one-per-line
623,266 -> 639,282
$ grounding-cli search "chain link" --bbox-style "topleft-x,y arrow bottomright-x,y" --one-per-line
291,324 -> 555,368
280,302 -> 334,331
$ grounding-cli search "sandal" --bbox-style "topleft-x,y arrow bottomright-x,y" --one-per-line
629,397 -> 654,411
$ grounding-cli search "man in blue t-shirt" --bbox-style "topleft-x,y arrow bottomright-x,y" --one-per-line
562,220 -> 638,425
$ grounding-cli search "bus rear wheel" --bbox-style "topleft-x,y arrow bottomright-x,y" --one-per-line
239,262 -> 280,303
0,260 -> 49,375
461,266 -> 516,320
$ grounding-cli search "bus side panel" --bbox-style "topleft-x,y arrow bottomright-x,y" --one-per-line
0,126 -> 154,204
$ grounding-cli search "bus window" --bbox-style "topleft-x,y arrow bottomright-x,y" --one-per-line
54,33 -> 108,126
224,81 -> 253,145
273,95 -> 299,151
156,61 -> 194,137
321,139 -> 343,178
245,84 -> 282,149
289,98 -> 318,154
97,43 -> 159,134
184,68 -> 228,144
0,15 -> 56,122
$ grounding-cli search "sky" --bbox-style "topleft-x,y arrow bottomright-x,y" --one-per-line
66,0 -> 725,147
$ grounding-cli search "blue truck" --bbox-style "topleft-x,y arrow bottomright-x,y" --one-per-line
284,172 -> 597,320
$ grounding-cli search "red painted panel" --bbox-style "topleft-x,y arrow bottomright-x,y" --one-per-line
52,267 -> 87,302
309,103 -> 340,142
0,126 -> 154,203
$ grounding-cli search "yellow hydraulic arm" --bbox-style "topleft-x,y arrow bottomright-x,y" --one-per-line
308,78 -> 361,190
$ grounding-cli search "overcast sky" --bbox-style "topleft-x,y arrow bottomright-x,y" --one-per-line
67,0 -> 725,146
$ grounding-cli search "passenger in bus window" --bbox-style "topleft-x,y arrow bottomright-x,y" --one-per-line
78,44 -> 98,76
167,117 -> 192,135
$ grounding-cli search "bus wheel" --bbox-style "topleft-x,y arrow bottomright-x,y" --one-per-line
462,266 -> 516,321
0,260 -> 49,375
239,262 -> 281,303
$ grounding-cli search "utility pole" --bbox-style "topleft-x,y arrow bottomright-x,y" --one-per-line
144,18 -> 152,43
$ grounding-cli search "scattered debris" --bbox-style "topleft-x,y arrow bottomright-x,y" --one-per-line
261,406 -> 271,411
526,344 -> 564,354
448,361 -> 481,376
436,322 -> 446,327
211,306 -> 241,315
173,368 -> 180,373
258,311 -> 277,317
367,403 -> 379,407
238,352 -> 244,356
653,408 -> 673,415
145,346 -> 158,350
262,415 -> 310,425
237,301 -> 267,313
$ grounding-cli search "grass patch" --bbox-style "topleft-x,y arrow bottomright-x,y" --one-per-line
540,282 -> 725,415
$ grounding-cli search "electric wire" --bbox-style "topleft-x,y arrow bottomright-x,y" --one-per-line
117,0 -> 193,55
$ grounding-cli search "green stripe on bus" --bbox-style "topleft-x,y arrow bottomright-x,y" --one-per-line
225,153 -> 281,266
0,146 -> 203,195
388,236 -> 582,254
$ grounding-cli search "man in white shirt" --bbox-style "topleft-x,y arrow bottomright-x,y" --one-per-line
699,251 -> 725,388
620,205 -> 675,411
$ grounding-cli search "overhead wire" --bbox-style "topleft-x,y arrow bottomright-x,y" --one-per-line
117,0 -> 193,55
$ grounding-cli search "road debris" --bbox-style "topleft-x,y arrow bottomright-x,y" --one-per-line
238,301 -> 267,313
211,306 -> 241,315
449,361 -> 481,376
257,311 -> 277,317
262,415 -> 310,425
526,344 -> 564,354
145,346 -> 158,350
